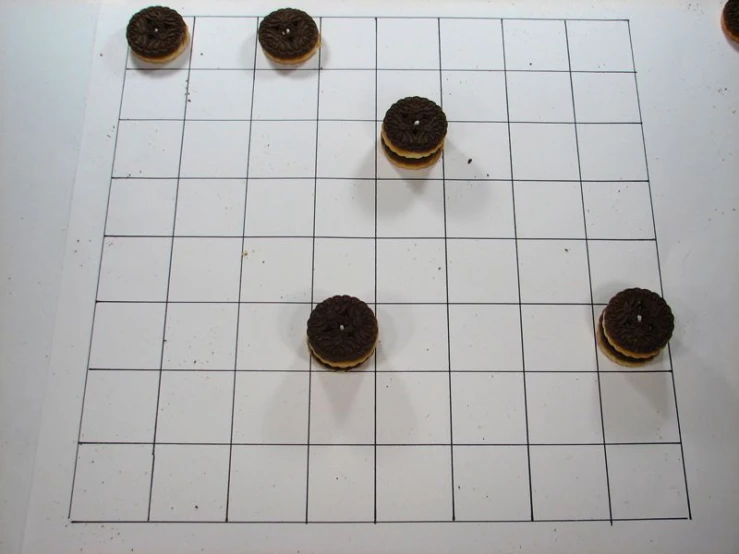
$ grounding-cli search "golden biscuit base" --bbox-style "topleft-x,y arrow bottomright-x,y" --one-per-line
380,127 -> 445,159
308,338 -> 377,370
383,144 -> 443,170
263,36 -> 321,65
131,26 -> 191,64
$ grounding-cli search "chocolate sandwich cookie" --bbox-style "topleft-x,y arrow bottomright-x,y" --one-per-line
259,8 -> 321,64
307,295 -> 378,370
381,97 -> 447,169
722,0 -> 739,43
126,6 -> 190,64
597,288 -> 674,367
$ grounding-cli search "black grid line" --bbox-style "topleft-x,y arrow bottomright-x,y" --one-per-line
101,234 -> 659,241
305,16 -> 324,524
500,19 -> 535,522
85,367 -> 675,374
437,17 -> 457,522
373,15 -> 379,525
119,117 -> 644,125
145,16 -> 197,522
225,19 -> 260,523
79,441 -> 683,447
71,15 -> 691,527
129,66 -> 638,75
67,47 -> 131,519
70,517 -> 688,524
626,20 -> 691,519
110,175 -> 651,183
185,15 -> 629,21
564,20 -> 614,525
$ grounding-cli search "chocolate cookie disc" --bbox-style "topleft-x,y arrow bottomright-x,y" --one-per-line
126,6 -> 189,63
307,295 -> 378,370
723,0 -> 739,42
258,8 -> 320,64
382,96 -> 448,154
602,288 -> 674,357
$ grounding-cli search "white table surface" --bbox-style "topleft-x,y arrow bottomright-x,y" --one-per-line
2,1 -> 738,553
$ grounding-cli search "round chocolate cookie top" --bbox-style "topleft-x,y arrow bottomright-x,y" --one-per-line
126,6 -> 187,59
258,8 -> 319,60
724,0 -> 739,35
603,288 -> 674,354
383,97 -> 448,153
307,295 -> 378,363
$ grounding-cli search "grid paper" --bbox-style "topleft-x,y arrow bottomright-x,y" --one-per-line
68,15 -> 690,525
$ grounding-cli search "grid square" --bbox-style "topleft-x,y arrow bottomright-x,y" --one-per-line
446,181 -> 515,238
314,179 -> 375,238
376,446 -> 452,521
168,238 -> 242,302
106,179 -> 177,236
191,17 -> 258,69
319,18 -> 376,69
577,124 -> 647,181
607,444 -> 688,519
80,370 -> 159,442
310,371 -> 374,445
163,303 -> 238,370
526,373 -> 604,444
507,72 -> 573,123
97,237 -> 171,301
440,19 -> 504,70
228,445 -> 306,522
510,123 -> 579,180
313,239 -> 375,302
518,240 -> 591,304
240,238 -> 313,302
376,373 -> 451,444
319,70 -> 375,120
317,121 -> 375,179
377,70 -> 441,116
454,446 -> 531,520
588,240 -> 661,304
180,121 -> 251,178
530,445 -> 610,520
377,18 -> 439,69
572,73 -> 640,123
583,182 -> 655,239
244,179 -> 314,237
175,179 -> 246,236
452,373 -> 527,444
375,304 -> 448,372
90,303 -> 165,369
113,121 -> 182,178
237,303 -> 311,370
566,20 -> 634,72
232,371 -> 309,443
253,69 -> 318,120
503,20 -> 569,71
70,444 -> 151,521
521,305 -> 596,372
149,445 -> 229,521
249,121 -> 317,178
121,69 -> 188,120
444,123 -> 511,180
308,446 -> 374,522
376,239 -> 446,303
447,239 -> 519,303
514,181 -> 585,239
187,70 -> 255,120
156,372 -> 233,443
442,71 -> 507,122
449,305 -> 523,371
377,180 -> 444,237
601,372 -> 679,443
